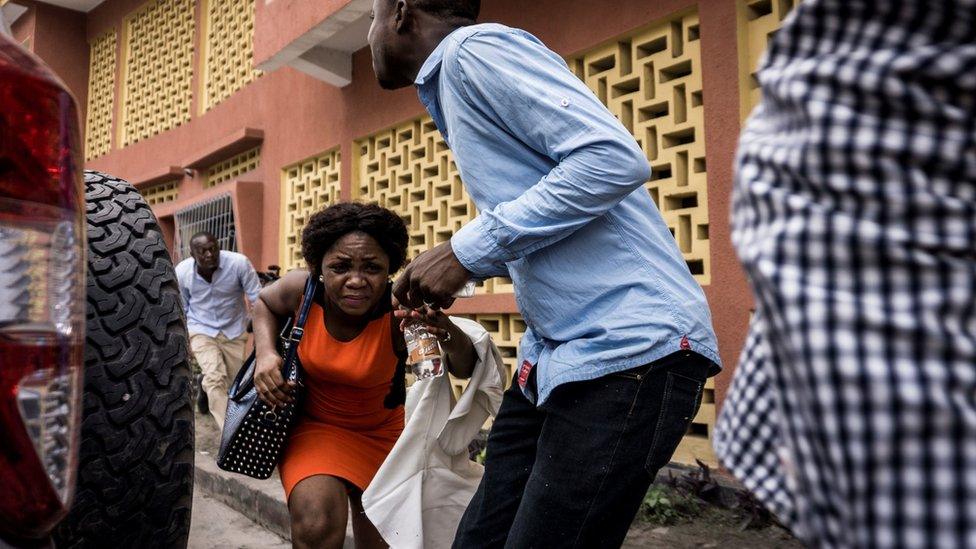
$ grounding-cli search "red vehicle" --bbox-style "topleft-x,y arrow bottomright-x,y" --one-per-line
1,13 -> 193,548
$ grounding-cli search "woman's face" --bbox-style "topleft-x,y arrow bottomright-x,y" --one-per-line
319,231 -> 391,317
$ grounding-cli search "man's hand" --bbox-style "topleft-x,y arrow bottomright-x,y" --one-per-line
393,241 -> 471,309
394,304 -> 452,337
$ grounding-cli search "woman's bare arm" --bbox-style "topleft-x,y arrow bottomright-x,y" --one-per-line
440,321 -> 476,379
252,270 -> 309,407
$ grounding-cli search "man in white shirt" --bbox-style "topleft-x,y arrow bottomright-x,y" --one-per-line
175,232 -> 261,430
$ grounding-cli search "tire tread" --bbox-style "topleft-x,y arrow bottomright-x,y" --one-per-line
53,171 -> 194,548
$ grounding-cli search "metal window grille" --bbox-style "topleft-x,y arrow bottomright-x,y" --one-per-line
174,193 -> 237,261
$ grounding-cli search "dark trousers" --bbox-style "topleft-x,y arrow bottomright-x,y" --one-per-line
453,351 -> 711,549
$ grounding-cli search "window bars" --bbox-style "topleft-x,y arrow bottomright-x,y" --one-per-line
174,193 -> 237,261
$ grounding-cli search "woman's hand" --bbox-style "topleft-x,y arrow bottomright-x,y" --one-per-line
393,303 -> 477,379
393,304 -> 452,341
253,352 -> 295,408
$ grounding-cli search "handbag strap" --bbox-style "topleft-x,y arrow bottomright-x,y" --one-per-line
281,275 -> 317,371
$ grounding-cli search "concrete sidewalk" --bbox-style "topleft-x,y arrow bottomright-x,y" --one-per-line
189,489 -> 290,548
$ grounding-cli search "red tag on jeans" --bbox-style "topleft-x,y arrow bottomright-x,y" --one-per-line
680,336 -> 691,350
517,360 -> 533,389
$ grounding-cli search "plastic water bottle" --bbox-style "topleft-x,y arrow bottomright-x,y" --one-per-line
404,319 -> 444,380
403,281 -> 475,380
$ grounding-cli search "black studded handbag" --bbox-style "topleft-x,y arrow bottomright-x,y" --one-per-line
216,275 -> 317,479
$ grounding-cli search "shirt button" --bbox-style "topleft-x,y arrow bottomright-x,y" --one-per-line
560,98 -> 570,107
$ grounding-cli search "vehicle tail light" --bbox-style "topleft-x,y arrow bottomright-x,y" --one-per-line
0,29 -> 85,540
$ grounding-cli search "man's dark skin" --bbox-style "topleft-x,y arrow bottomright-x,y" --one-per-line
190,234 -> 220,283
368,0 -> 472,310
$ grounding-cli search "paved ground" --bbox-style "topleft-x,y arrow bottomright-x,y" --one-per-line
189,489 -> 290,549
622,512 -> 801,548
193,409 -> 798,548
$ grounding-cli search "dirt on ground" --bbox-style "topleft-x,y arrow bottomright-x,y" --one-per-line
623,507 -> 801,548
195,410 -> 221,455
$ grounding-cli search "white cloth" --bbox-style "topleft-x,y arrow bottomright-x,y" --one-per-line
363,317 -> 505,549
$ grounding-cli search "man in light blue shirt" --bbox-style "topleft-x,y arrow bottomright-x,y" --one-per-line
175,232 -> 261,430
369,0 -> 721,545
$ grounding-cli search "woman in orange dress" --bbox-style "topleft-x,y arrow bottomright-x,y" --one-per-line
251,202 -> 476,549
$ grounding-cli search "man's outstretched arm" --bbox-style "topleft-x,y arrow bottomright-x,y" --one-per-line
394,30 -> 649,308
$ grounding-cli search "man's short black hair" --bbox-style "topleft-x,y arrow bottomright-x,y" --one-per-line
412,0 -> 480,22
302,202 -> 409,277
190,231 -> 217,245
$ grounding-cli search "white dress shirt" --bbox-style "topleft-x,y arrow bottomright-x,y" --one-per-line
175,251 -> 261,339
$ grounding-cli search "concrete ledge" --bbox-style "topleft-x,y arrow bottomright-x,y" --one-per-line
1,2 -> 28,28
253,0 -> 370,87
183,127 -> 264,170
129,165 -> 184,189
194,453 -> 292,541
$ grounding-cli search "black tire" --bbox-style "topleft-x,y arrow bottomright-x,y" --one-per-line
53,171 -> 194,548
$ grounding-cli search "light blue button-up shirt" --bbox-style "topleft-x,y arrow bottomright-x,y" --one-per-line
417,24 -> 721,404
175,251 -> 262,340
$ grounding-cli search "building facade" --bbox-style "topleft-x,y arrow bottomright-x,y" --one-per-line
5,0 -> 802,466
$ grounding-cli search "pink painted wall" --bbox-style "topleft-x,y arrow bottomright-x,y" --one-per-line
9,2 -> 89,128
10,5 -> 35,47
30,1 -> 90,129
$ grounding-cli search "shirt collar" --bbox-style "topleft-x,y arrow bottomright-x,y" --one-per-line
194,259 -> 221,278
413,33 -> 453,87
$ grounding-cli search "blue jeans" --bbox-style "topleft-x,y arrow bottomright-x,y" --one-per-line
454,351 -> 711,548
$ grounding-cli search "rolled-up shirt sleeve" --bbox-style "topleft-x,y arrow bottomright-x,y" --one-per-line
447,32 -> 651,277
240,258 -> 262,304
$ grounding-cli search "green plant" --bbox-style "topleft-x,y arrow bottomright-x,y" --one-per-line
640,483 -> 701,525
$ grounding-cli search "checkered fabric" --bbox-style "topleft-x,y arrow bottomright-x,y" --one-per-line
714,1 -> 976,548
714,313 -> 797,523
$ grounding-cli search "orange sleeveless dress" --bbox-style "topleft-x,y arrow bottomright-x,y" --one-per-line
278,301 -> 404,499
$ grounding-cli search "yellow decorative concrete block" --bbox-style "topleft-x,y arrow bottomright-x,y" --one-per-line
280,149 -> 342,271
120,0 -> 195,147
142,181 -> 180,206
206,146 -> 260,188
569,9 -> 710,285
739,0 -> 802,119
450,313 -> 526,399
85,31 -> 116,161
202,0 -> 261,111
356,118 -> 514,295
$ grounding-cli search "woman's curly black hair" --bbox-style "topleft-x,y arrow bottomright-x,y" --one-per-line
301,202 -> 409,276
